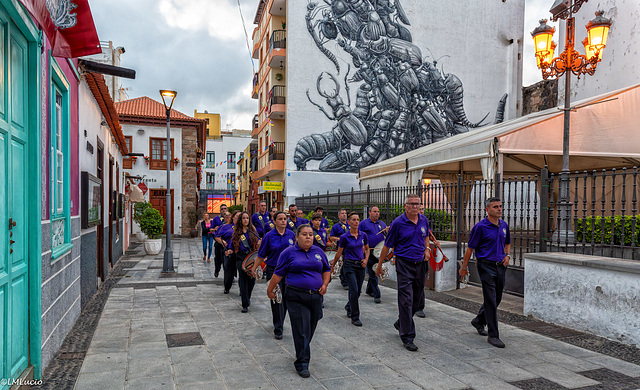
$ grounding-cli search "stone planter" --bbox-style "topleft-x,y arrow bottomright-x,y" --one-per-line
144,239 -> 162,255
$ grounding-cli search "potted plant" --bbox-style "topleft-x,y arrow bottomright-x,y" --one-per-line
133,201 -> 151,241
275,73 -> 283,81
139,207 -> 165,255
187,207 -> 202,237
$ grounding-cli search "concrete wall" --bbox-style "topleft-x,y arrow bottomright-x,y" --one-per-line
524,252 -> 640,346
285,0 -> 525,198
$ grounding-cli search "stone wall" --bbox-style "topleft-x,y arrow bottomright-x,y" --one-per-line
181,126 -> 199,236
522,79 -> 558,115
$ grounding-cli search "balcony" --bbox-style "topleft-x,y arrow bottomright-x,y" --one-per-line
252,28 -> 260,59
268,30 -> 286,68
252,115 -> 259,132
251,151 -> 284,181
269,141 -> 285,161
268,85 -> 285,119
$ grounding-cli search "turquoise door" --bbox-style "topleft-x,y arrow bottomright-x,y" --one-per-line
0,4 -> 30,386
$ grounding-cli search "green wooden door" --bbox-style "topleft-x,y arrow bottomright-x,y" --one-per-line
0,6 -> 30,386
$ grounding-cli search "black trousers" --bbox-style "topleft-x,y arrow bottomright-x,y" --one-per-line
365,251 -> 381,299
265,265 -> 287,336
235,252 -> 255,309
286,288 -> 323,372
214,242 -> 224,275
474,259 -> 506,338
339,259 -> 348,287
223,254 -> 237,292
343,261 -> 365,320
395,257 -> 427,344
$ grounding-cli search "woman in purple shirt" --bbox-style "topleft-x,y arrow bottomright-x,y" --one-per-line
216,210 -> 240,294
332,212 -> 369,326
226,211 -> 260,313
267,225 -> 330,378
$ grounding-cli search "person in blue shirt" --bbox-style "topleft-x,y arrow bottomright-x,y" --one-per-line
311,213 -> 329,251
226,211 -> 260,313
375,194 -> 430,352
252,211 -> 295,340
200,213 -> 215,263
267,224 -> 330,378
211,204 -> 228,277
332,212 -> 369,326
252,200 -> 271,238
313,206 -> 330,232
459,197 -> 511,348
297,209 -> 309,224
286,204 -> 307,231
359,206 -> 389,303
330,209 -> 349,289
216,210 -> 240,294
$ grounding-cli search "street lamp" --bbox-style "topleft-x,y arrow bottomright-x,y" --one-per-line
531,1 -> 611,242
159,89 -> 177,273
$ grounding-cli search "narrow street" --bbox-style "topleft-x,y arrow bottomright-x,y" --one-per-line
41,238 -> 640,390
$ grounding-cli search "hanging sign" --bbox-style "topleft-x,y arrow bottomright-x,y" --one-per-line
263,181 -> 283,191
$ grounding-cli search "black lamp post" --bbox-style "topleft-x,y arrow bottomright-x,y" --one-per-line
160,89 -> 177,273
531,0 -> 611,242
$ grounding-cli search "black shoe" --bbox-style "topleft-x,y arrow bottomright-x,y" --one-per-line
241,307 -> 248,313
393,320 -> 400,331
471,318 -> 488,336
214,271 -> 219,278
367,292 -> 375,298
374,297 -> 381,303
488,337 -> 505,348
415,310 -> 426,318
297,369 -> 310,378
274,333 -> 283,340
223,290 -> 229,294
351,319 -> 363,326
403,342 -> 419,351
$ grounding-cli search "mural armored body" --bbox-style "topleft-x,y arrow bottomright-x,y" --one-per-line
294,0 -> 507,172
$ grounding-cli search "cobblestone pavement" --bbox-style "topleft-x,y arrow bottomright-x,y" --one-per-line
44,238 -> 640,390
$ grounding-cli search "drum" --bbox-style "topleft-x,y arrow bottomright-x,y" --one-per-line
242,251 -> 265,279
372,241 -> 394,262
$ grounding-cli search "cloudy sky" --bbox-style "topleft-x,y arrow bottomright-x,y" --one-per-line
91,0 -> 551,130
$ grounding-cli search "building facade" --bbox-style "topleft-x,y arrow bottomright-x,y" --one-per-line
237,138 -> 258,212
200,128 -> 252,192
194,110 -> 221,139
116,97 -> 206,237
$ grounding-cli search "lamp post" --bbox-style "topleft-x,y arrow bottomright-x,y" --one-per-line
531,0 -> 611,242
160,89 -> 177,273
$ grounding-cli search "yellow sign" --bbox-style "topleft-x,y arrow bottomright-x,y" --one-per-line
263,181 -> 283,191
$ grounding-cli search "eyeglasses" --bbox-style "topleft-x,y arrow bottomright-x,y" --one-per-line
405,202 -> 422,207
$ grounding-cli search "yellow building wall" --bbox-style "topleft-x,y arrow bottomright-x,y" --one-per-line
194,110 -> 221,139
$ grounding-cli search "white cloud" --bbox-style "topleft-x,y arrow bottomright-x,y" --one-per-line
158,0 -> 247,41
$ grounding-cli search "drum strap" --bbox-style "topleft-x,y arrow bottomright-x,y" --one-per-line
288,219 -> 296,229
314,234 -> 324,245
256,214 -> 266,228
339,222 -> 347,232
240,234 -> 251,251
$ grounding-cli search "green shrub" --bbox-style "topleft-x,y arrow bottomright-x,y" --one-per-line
133,202 -> 151,225
424,209 -> 454,241
228,204 -> 244,213
139,208 -> 165,239
304,211 -> 334,229
576,215 -> 640,246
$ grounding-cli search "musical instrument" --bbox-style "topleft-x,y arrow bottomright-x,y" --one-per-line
457,260 -> 470,286
242,251 -> 265,279
372,241 -> 394,262
271,284 -> 282,304
372,262 -> 390,282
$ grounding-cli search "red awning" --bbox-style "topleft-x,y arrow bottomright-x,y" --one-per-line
19,0 -> 101,58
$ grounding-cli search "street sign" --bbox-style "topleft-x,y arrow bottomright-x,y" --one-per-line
138,182 -> 148,195
263,181 -> 283,191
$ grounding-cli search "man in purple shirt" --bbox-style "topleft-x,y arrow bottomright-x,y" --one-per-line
252,201 -> 271,238
313,206 -> 330,231
330,209 -> 350,289
286,204 -> 307,231
459,197 -> 511,348
376,194 -> 430,352
359,206 -> 389,303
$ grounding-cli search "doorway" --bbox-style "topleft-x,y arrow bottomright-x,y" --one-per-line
108,156 -> 113,266
150,189 -> 174,234
96,139 -> 104,281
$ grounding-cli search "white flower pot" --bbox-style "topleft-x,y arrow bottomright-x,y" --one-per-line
136,232 -> 147,241
144,239 -> 162,255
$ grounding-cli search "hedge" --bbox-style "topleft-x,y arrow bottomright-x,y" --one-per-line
576,215 -> 640,246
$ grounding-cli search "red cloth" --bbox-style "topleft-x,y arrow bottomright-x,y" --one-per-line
19,0 -> 101,58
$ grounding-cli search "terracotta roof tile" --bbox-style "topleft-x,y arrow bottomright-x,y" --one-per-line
114,96 -> 198,121
85,72 -> 128,154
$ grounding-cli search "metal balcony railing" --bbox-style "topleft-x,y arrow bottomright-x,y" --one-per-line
270,29 -> 286,51
269,142 -> 285,161
269,85 -> 285,106
253,115 -> 259,130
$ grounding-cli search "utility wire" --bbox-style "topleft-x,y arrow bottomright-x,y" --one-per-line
236,0 -> 255,73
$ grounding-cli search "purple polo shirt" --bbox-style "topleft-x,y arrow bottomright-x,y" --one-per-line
212,215 -> 224,229
468,217 -> 510,262
384,213 -> 430,262
339,230 -> 369,261
257,228 -> 296,267
359,218 -> 387,248
330,221 -> 348,238
312,227 -> 328,251
252,212 -> 271,237
319,217 -> 330,230
286,217 -> 308,231
275,243 -> 331,290
227,231 -> 253,253
216,223 -> 234,243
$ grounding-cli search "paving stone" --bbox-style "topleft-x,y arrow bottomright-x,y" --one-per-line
526,363 -> 600,389
468,358 -> 539,382
74,369 -> 126,390
347,363 -> 405,387
124,375 -> 175,390
172,360 -> 221,385
126,358 -> 173,380
585,355 -> 640,378
79,352 -> 128,374
455,371 -> 522,390
396,364 -> 469,390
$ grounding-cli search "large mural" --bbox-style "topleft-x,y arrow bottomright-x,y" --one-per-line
294,0 -> 507,172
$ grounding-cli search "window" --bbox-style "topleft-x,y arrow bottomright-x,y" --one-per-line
239,152 -> 244,161
149,137 -> 174,170
227,173 -> 236,190
227,152 -> 236,169
123,136 -> 133,169
50,57 -> 72,259
206,151 -> 215,168
206,172 -> 215,189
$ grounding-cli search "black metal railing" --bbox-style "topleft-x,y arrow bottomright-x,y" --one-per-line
250,157 -> 258,172
269,85 -> 286,106
270,29 -> 286,51
253,72 -> 259,88
252,115 -> 259,130
269,142 -> 285,161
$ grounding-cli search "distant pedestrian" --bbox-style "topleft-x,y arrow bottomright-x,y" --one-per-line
252,201 -> 271,238
311,213 -> 328,251
217,210 -> 240,294
201,213 -> 215,263
375,194 -> 430,352
329,209 -> 349,289
459,197 -> 511,348
212,204 -> 228,277
226,211 -> 260,313
267,225 -> 330,378
313,206 -> 330,232
359,206 -> 388,303
286,204 -> 307,231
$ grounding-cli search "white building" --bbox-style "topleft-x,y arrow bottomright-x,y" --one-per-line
201,129 -> 253,191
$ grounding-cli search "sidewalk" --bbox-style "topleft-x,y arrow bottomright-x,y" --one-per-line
49,238 -> 640,390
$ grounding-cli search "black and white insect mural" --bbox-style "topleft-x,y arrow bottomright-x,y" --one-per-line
294,0 -> 508,172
